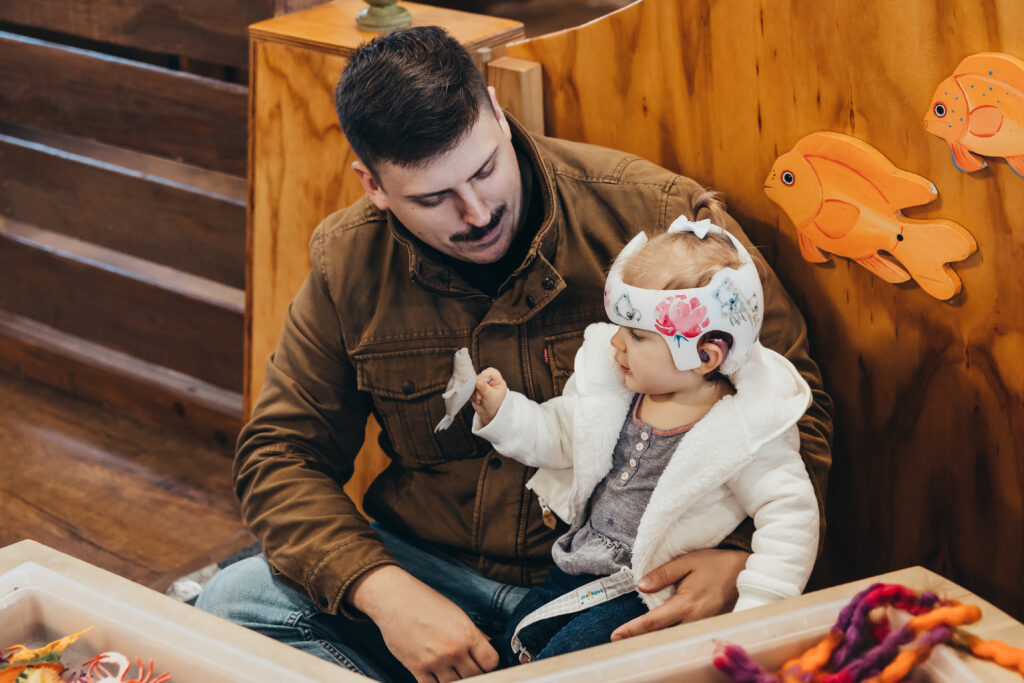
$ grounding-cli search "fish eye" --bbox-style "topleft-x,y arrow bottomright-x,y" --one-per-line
933,102 -> 947,117
781,170 -> 795,186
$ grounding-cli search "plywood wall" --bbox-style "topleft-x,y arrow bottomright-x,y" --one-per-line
506,0 -> 1024,617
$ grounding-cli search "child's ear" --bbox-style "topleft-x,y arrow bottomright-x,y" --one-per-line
697,341 -> 726,375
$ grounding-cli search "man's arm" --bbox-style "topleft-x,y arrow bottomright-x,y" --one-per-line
235,257 -> 395,618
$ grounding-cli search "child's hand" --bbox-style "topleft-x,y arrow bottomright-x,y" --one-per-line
471,368 -> 508,427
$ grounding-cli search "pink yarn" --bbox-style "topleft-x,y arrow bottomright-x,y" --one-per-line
654,295 -> 710,340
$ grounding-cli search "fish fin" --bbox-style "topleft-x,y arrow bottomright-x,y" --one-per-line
801,133 -> 937,208
1005,155 -> 1024,178
967,105 -> 1004,138
891,219 -> 977,300
950,142 -> 988,172
815,200 -> 860,239
854,254 -> 910,284
797,231 -> 829,263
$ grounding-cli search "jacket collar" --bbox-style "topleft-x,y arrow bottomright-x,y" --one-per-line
386,113 -> 559,296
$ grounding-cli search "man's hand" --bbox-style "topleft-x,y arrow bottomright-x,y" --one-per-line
609,548 -> 748,641
471,368 -> 508,427
348,565 -> 498,682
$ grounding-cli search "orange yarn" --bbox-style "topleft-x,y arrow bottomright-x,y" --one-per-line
907,604 -> 981,632
962,633 -> 1024,675
781,630 -> 843,676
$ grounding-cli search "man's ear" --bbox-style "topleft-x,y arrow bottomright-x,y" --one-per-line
352,160 -> 389,211
487,86 -> 512,139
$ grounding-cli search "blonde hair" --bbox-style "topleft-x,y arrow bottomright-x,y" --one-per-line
621,190 -> 747,289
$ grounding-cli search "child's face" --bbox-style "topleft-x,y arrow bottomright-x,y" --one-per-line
609,326 -> 705,396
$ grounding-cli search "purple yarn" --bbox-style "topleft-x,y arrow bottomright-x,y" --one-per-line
833,584 -> 882,633
831,587 -> 886,669
713,644 -> 779,683
921,624 -> 953,649
918,592 -> 939,609
841,624 -> 916,679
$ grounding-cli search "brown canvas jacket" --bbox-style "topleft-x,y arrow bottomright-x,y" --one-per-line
235,117 -> 834,619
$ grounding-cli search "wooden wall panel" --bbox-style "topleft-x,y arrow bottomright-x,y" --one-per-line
0,219 -> 244,391
0,0 -> 325,69
507,0 -> 1024,617
247,40 -> 361,412
0,31 -> 247,175
0,131 -> 246,288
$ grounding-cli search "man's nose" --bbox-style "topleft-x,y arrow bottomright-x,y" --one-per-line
459,190 -> 490,226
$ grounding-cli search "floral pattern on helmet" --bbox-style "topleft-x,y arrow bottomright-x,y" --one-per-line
654,295 -> 710,343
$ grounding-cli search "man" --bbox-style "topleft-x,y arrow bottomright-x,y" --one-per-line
198,26 -> 833,683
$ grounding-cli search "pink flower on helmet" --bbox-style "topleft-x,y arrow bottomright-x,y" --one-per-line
654,295 -> 710,340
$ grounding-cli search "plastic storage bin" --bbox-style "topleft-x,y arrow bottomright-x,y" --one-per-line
0,561 -> 318,682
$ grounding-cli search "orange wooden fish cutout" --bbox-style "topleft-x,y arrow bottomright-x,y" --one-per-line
764,132 -> 976,300
924,52 -> 1024,176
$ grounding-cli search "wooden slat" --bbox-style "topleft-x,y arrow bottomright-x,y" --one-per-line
0,218 -> 243,391
0,310 -> 242,452
0,127 -> 246,288
0,31 -> 247,175
506,0 -> 1024,619
0,0 -> 326,69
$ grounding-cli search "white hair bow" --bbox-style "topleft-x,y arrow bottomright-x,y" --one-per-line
668,216 -> 714,239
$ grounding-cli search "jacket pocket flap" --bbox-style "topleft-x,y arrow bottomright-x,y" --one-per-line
354,347 -> 460,400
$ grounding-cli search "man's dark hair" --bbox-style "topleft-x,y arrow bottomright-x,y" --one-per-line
335,26 -> 492,175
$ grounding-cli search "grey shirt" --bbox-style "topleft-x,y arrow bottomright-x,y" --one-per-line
552,395 -> 691,576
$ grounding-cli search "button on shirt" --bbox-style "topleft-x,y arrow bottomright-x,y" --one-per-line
552,395 -> 694,576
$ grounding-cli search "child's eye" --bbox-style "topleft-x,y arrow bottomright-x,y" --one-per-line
628,329 -> 642,341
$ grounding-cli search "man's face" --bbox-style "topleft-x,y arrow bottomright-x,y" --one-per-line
353,92 -> 523,264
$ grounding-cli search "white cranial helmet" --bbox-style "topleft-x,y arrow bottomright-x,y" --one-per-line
603,216 -> 763,375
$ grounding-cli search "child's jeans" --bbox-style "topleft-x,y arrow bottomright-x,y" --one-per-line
499,567 -> 648,666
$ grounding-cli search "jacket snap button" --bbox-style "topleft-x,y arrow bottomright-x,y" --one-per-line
541,277 -> 555,290
488,457 -> 502,470
402,380 -> 415,395
525,295 -> 536,308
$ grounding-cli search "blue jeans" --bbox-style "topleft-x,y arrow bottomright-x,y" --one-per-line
499,567 -> 648,666
195,523 -> 530,682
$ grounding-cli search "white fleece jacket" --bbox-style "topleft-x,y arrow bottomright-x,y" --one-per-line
473,323 -> 819,612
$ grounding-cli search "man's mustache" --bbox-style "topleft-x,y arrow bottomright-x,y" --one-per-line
450,205 -> 507,243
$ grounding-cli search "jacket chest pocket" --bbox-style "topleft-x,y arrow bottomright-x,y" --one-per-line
354,348 -> 479,467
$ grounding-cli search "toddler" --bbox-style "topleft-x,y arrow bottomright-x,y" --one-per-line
471,213 -> 819,664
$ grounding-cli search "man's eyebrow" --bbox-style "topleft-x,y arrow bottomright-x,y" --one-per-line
404,148 -> 498,201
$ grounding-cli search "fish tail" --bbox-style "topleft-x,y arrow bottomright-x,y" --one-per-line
891,219 -> 977,300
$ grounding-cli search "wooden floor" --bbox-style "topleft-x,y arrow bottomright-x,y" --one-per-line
0,370 -> 252,590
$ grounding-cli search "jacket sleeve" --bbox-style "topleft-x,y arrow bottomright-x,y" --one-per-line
726,426 -> 820,611
668,180 -> 834,553
471,375 -> 578,470
234,227 -> 397,619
